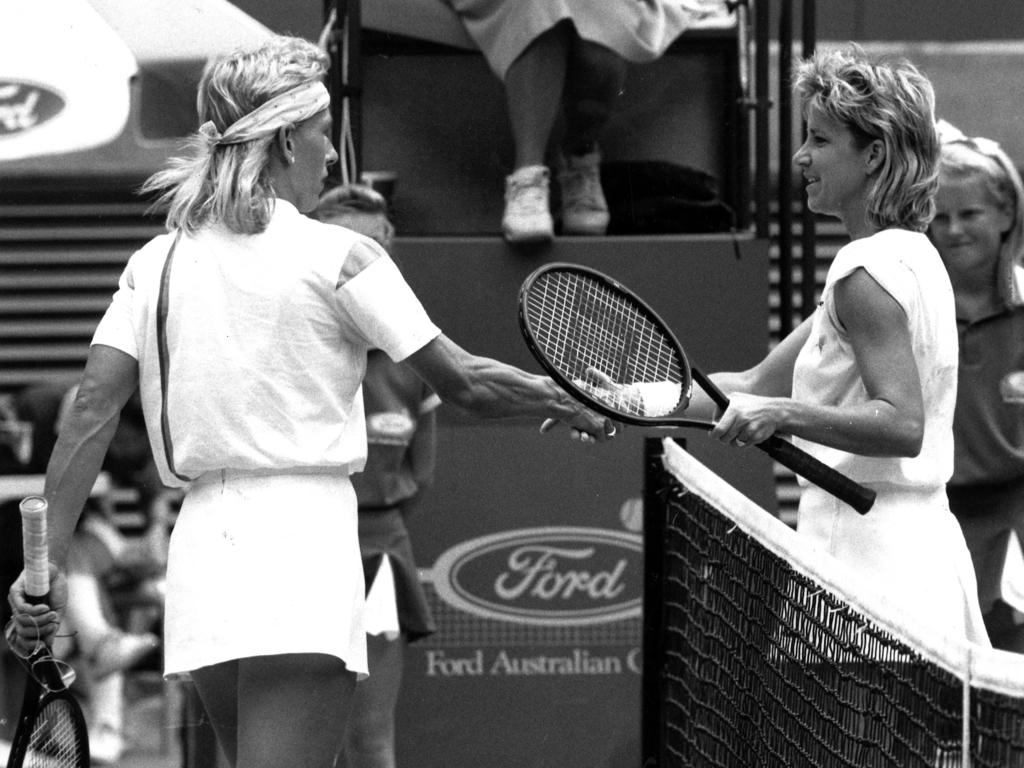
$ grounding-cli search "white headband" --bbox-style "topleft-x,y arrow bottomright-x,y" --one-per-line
198,81 -> 330,147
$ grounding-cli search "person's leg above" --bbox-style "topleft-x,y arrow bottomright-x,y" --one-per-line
557,37 -> 627,235
501,22 -> 571,243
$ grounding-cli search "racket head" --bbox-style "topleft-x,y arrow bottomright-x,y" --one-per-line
8,657 -> 89,768
518,262 -> 693,425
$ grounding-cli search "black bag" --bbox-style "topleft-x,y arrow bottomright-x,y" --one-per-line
600,160 -> 736,235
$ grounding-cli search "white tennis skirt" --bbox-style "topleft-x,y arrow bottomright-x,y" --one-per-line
798,482 -> 990,648
163,468 -> 367,680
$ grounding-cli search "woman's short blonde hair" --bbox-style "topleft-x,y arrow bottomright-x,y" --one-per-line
141,35 -> 329,235
794,46 -> 939,233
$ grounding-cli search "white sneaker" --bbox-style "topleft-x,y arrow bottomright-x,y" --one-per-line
558,149 -> 610,235
502,165 -> 554,243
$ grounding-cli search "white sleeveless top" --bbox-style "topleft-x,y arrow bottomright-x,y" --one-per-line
790,230 -> 988,646
791,228 -> 958,489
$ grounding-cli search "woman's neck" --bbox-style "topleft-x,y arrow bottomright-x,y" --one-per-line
842,211 -> 880,241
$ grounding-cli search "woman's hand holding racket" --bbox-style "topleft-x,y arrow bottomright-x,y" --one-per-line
5,496 -> 90,768
518,263 -> 876,514
7,495 -> 66,657
709,391 -> 788,448
540,374 -> 619,443
6,566 -> 67,656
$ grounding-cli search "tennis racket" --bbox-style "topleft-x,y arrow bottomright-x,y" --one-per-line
6,496 -> 89,768
518,263 -> 876,514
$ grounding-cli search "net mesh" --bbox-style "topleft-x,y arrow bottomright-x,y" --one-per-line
648,438 -> 1024,768
522,269 -> 685,417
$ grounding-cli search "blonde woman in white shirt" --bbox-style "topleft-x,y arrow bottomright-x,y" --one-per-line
688,47 -> 988,646
6,35 -> 612,768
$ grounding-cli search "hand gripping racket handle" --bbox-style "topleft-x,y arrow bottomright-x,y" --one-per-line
19,496 -> 50,604
759,436 -> 876,514
690,369 -> 876,514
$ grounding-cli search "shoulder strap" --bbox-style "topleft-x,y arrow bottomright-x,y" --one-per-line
156,231 -> 192,483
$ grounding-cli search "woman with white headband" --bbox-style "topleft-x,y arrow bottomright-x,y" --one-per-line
6,35 -> 612,768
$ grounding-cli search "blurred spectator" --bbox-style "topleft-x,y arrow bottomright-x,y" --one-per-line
445,0 -> 725,243
317,184 -> 438,768
929,121 -> 1024,652
0,385 -> 171,763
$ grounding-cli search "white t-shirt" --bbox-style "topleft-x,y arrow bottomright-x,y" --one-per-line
791,229 -> 958,488
92,199 -> 441,487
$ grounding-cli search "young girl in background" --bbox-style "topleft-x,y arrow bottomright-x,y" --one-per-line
929,122 -> 1024,652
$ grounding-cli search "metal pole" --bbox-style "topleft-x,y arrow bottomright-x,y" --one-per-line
778,0 -> 794,338
733,0 -> 752,231
348,0 -> 363,174
324,0 -> 342,185
754,0 -> 771,239
799,0 -> 817,319
323,0 -> 363,186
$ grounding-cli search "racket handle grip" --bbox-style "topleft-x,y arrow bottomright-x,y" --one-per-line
759,436 -> 876,515
19,496 -> 50,603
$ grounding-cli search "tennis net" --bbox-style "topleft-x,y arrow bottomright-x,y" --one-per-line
642,438 -> 1024,768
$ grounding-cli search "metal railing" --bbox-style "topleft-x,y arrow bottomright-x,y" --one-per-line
750,0 -> 817,337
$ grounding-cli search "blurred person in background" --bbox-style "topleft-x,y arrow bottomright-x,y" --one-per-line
1,386 -> 169,764
929,121 -> 1024,652
317,183 -> 438,768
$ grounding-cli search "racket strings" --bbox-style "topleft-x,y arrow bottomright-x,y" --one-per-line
526,271 -> 685,417
26,699 -> 86,768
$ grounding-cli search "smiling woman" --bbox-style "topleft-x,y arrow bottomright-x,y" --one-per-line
795,108 -> 879,236
683,46 -> 990,651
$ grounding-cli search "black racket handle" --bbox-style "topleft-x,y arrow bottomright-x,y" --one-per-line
690,369 -> 875,513
759,435 -> 876,514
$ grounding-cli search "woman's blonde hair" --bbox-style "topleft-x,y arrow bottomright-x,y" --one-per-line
794,46 -> 939,233
935,122 -> 1024,305
140,35 -> 329,235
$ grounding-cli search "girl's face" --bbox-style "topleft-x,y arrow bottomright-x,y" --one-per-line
793,106 -> 879,235
930,172 -> 1011,278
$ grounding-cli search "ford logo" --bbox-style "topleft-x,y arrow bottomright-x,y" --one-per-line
0,81 -> 66,136
427,526 -> 643,626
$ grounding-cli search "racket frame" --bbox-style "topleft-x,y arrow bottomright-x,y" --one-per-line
7,648 -> 90,768
518,262 -> 877,515
519,262 -> 711,430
